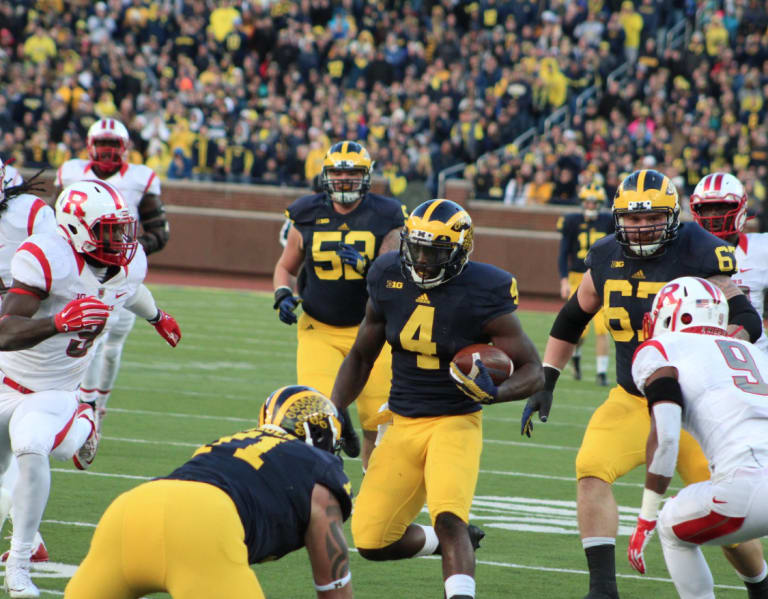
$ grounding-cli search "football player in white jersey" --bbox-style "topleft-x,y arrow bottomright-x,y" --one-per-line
0,160 -> 58,564
628,277 -> 768,599
690,172 -> 768,352
0,179 -> 180,598
56,118 -> 170,430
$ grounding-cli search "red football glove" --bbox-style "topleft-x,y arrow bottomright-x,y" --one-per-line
628,517 -> 657,574
149,310 -> 181,347
54,297 -> 110,333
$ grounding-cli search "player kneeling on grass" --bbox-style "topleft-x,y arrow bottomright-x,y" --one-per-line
628,277 -> 768,598
331,199 -> 543,599
0,179 -> 180,599
65,385 -> 354,599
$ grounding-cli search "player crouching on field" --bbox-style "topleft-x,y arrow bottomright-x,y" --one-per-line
65,386 -> 354,599
0,179 -> 179,598
628,277 -> 768,598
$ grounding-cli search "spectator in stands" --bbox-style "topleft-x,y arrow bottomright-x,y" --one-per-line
524,168 -> 554,205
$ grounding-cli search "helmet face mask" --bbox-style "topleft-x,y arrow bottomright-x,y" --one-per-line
258,386 -> 342,454
579,182 -> 607,219
55,180 -> 138,267
400,199 -> 473,289
321,141 -> 372,205
87,119 -> 130,173
613,169 -> 680,257
690,173 -> 747,240
642,276 -> 728,339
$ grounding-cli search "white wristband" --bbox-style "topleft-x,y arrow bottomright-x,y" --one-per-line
640,487 -> 664,521
314,571 -> 351,592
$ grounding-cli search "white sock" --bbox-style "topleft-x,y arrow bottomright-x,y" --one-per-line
445,574 -> 475,598
573,347 -> 582,358
413,524 -> 440,557
596,356 -> 609,374
10,454 -> 49,561
738,560 -> 768,583
582,536 -> 615,549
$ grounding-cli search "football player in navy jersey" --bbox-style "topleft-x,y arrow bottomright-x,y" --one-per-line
521,169 -> 765,599
273,141 -> 406,468
557,181 -> 614,385
331,199 -> 543,599
64,386 -> 354,599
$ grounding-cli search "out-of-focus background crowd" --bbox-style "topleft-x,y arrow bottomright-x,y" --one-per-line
2,0 -> 768,228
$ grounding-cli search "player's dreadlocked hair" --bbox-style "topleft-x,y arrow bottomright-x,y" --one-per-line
0,168 -> 47,216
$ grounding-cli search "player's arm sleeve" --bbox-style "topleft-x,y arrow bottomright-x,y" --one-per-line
138,191 -> 169,255
123,284 -> 158,319
727,294 -> 763,343
477,272 -> 519,327
11,242 -> 54,295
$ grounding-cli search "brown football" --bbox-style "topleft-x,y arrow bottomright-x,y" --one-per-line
452,344 -> 514,385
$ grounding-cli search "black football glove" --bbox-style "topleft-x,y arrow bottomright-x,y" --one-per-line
338,406 -> 361,458
521,365 -> 560,437
273,286 -> 301,325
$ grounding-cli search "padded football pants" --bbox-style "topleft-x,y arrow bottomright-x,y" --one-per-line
64,479 -> 264,599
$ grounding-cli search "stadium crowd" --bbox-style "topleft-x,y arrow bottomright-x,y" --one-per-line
1,0 -> 687,206
471,1 -> 768,230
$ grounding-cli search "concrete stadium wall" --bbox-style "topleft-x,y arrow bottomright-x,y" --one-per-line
27,172 -> 570,298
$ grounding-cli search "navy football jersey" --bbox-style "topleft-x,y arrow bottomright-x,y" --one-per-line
287,192 -> 406,326
586,222 -> 737,395
557,212 -> 614,278
162,428 -> 352,564
367,251 -> 518,417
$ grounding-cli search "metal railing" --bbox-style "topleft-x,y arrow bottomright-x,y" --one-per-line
665,18 -> 688,52
543,105 -> 570,135
436,126 -> 538,198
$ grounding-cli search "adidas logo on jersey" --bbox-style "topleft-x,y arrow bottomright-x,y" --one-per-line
415,293 -> 430,304
338,223 -> 350,231
631,270 -> 646,279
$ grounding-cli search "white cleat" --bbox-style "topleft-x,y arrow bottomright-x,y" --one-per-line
4,558 -> 39,598
73,404 -> 99,471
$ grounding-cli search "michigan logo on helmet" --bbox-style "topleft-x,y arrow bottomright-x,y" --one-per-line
55,179 -> 138,267
321,141 -> 372,205
400,199 -> 473,289
642,276 -> 728,339
87,118 -> 130,173
690,173 -> 748,240
612,169 -> 679,257
578,181 -> 607,219
258,385 -> 342,454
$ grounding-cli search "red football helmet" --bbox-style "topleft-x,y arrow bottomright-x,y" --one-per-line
690,173 -> 747,239
86,119 -> 130,173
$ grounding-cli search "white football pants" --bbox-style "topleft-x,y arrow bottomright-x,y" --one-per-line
0,385 -> 92,561
79,307 -> 136,408
658,466 -> 768,599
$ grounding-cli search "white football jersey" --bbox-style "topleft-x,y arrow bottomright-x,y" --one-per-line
0,233 -> 147,392
733,232 -> 768,352
0,195 -> 56,288
633,332 -> 768,477
56,159 -> 160,220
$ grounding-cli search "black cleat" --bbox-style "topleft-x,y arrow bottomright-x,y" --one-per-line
596,373 -> 608,386
339,407 -> 361,458
434,524 -> 485,556
468,524 -> 486,550
583,592 -> 619,599
572,356 -> 582,381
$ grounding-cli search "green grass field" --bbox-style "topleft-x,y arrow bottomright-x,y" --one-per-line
25,284 -> 763,598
